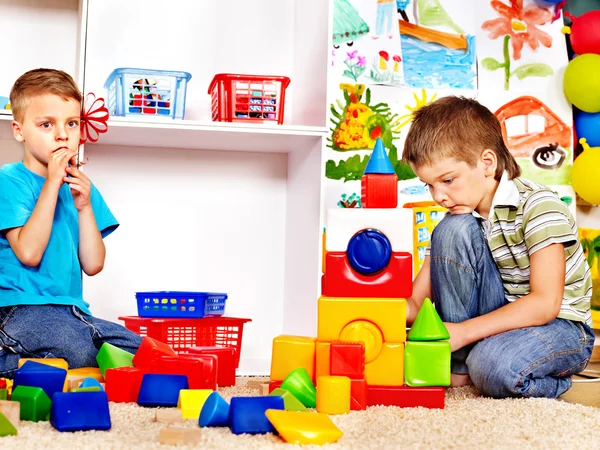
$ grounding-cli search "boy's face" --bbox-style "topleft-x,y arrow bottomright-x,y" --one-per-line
12,94 -> 81,174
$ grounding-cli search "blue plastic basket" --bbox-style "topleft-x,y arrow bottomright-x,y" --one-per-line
104,68 -> 192,119
135,291 -> 227,318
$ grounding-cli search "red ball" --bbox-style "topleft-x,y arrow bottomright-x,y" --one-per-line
570,11 -> 600,55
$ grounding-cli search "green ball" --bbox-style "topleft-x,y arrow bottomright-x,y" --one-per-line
564,54 -> 600,113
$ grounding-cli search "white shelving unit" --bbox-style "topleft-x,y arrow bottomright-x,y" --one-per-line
0,0 -> 331,375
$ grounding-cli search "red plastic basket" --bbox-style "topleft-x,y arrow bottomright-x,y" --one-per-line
119,316 -> 251,368
208,74 -> 291,124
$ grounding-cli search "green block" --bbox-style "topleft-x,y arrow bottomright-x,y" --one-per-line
269,388 -> 307,411
70,386 -> 101,393
0,389 -> 8,401
280,368 -> 316,408
96,343 -> 134,377
404,341 -> 451,387
11,385 -> 51,422
0,412 -> 17,436
407,298 -> 450,341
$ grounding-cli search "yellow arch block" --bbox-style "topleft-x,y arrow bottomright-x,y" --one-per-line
270,335 -> 316,381
364,342 -> 404,386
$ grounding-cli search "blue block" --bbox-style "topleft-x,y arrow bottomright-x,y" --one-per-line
199,391 -> 230,427
137,374 -> 188,407
364,138 -> 395,175
50,391 -> 111,432
229,396 -> 284,435
80,378 -> 104,391
13,361 -> 67,399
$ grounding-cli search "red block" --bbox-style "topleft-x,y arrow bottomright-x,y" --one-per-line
132,336 -> 178,371
322,252 -> 412,298
187,346 -> 237,387
105,366 -> 144,403
361,174 -> 398,208
149,354 -> 218,390
367,385 -> 445,409
330,342 -> 364,378
269,380 -> 282,393
351,379 -> 367,411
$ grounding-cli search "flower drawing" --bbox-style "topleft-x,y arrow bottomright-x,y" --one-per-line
343,50 -> 367,81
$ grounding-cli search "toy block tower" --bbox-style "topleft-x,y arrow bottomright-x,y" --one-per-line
361,139 -> 398,208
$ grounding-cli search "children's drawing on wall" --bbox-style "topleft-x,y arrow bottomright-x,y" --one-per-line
398,0 -> 477,89
331,0 -> 404,85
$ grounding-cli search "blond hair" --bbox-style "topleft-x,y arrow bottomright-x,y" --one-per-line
9,69 -> 82,122
402,96 -> 521,180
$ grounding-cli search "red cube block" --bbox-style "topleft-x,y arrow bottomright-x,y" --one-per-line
132,337 -> 178,371
187,346 -> 237,387
330,342 -> 364,378
367,385 -> 445,409
269,380 -> 282,393
149,354 -> 217,390
105,366 -> 144,403
361,173 -> 398,208
350,379 -> 367,410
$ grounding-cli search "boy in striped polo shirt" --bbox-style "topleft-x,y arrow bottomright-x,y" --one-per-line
402,96 -> 594,399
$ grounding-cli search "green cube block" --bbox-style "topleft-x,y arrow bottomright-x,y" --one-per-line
96,343 -> 134,377
11,386 -> 51,422
70,386 -> 101,393
0,389 -> 8,401
0,412 -> 17,436
405,341 -> 451,387
269,388 -> 307,411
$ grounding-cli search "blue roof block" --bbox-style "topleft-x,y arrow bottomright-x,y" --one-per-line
13,361 -> 67,399
137,374 -> 189,407
229,396 -> 284,435
51,391 -> 111,432
364,138 -> 395,175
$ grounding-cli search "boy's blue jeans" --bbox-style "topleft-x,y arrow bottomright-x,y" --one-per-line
429,214 -> 595,399
0,305 -> 142,378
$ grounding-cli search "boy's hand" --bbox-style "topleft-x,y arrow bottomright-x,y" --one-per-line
444,322 -> 469,352
47,148 -> 78,186
64,166 -> 92,211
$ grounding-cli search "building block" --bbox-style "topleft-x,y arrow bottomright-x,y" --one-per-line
0,412 -> 17,437
137,374 -> 189,407
0,400 -> 20,427
177,389 -> 213,419
18,358 -> 68,391
269,335 -> 316,382
149,354 -> 217,390
187,346 -> 237,387
364,138 -> 395,174
322,252 -> 413,298
346,229 -> 393,276
325,207 -> 414,253
247,378 -> 269,390
155,408 -> 183,424
70,386 -> 101,393
269,388 -> 307,412
260,383 -> 270,395
159,427 -> 202,445
0,379 -> 6,389
80,377 -> 104,391
96,343 -> 134,378
13,361 -> 67,399
229,396 -> 284,435
361,174 -> 399,208
366,385 -> 445,409
407,298 -> 450,341
405,341 -> 451,387
265,409 -> 343,445
338,320 -> 383,363
364,342 -> 405,386
318,296 -> 406,347
315,341 -> 331,379
330,341 -> 364,378
50,391 -> 111,432
199,391 -> 230,427
279,368 -> 316,408
268,380 -> 282,393
132,336 -> 177,370
316,376 -> 351,415
350,379 -> 367,411
10,386 -> 51,422
0,390 -> 7,401
68,367 -> 104,383
104,367 -> 144,403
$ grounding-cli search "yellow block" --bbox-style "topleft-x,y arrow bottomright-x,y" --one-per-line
316,376 -> 351,415
265,409 -> 343,445
19,358 -> 69,391
318,296 -> 407,344
270,335 -> 316,381
67,367 -> 104,383
177,389 -> 213,419
364,342 -> 404,386
315,341 -> 331,379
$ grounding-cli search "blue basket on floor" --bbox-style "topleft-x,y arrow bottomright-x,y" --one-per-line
135,291 -> 227,318
104,68 -> 192,119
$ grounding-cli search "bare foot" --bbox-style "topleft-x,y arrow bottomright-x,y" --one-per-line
451,373 -> 473,387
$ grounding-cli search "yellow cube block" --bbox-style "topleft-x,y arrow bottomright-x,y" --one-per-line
364,342 -> 404,386
316,376 -> 351,415
270,335 -> 316,381
177,389 -> 213,419
315,341 -> 331,379
265,409 -> 343,445
67,367 -> 104,382
20,358 -> 69,391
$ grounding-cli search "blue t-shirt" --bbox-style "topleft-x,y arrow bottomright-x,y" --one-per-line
0,161 -> 119,314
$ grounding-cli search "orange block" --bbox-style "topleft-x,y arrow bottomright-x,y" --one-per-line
315,341 -> 331,379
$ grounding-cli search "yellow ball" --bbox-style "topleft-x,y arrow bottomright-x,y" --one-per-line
564,54 -> 600,113
572,139 -> 600,205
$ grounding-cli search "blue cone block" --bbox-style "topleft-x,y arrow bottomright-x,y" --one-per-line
13,361 -> 67,399
50,391 -> 111,432
229,396 -> 284,435
199,391 -> 230,427
80,377 -> 104,391
364,138 -> 395,175
137,374 -> 188,407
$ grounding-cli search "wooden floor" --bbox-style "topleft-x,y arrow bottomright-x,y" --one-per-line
559,345 -> 600,408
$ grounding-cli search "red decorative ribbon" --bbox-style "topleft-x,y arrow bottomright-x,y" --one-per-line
80,93 -> 109,145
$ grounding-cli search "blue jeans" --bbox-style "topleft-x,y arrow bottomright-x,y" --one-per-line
429,214 -> 595,398
0,305 -> 142,378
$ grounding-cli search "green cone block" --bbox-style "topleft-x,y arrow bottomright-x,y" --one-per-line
279,368 -> 316,408
0,412 -> 17,436
96,342 -> 134,377
407,298 -> 450,341
404,341 -> 451,387
11,385 -> 51,422
269,388 -> 307,411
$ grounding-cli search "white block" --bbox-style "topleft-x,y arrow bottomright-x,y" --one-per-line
325,208 -> 414,254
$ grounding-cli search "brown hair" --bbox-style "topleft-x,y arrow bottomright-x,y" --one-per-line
402,96 -> 521,180
9,69 -> 82,122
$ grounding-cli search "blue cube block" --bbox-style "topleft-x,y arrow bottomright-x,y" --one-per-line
80,378 -> 104,391
137,374 -> 188,407
229,396 -> 284,435
14,361 -> 67,399
50,391 -> 111,432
